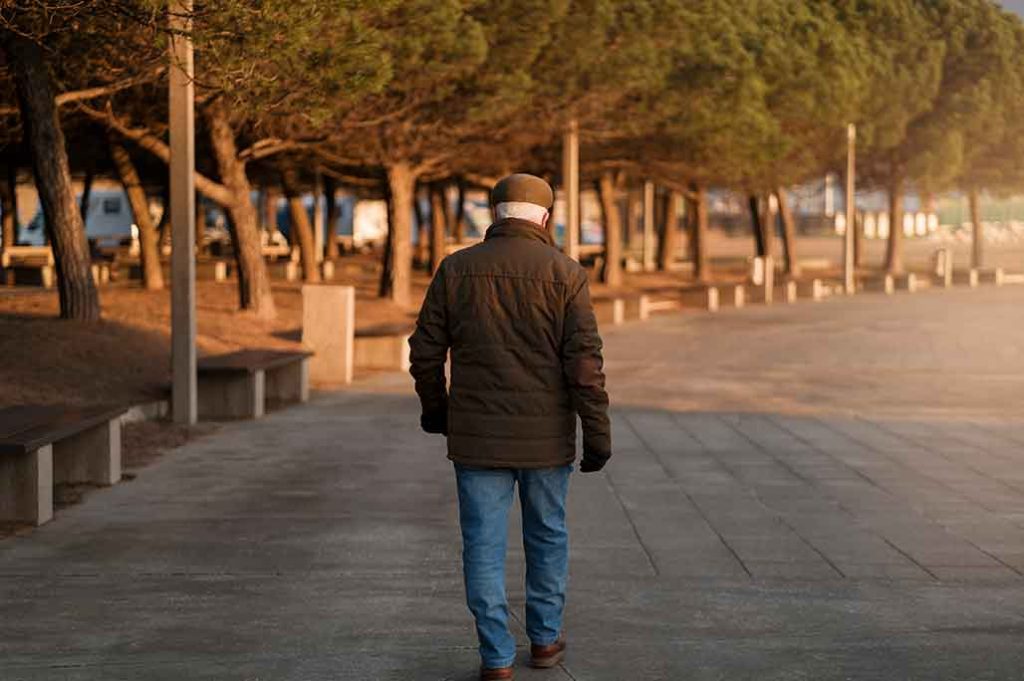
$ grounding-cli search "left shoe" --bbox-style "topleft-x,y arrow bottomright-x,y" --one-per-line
529,635 -> 566,668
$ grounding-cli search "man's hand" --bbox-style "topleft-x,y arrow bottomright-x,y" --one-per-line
420,409 -> 448,436
579,452 -> 610,473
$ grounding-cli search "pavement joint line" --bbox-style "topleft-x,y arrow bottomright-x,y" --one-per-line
717,414 -> 848,580
878,536 -> 940,581
812,415 -> 1003,517
623,412 -> 754,579
598,448 -> 661,578
863,416 -> 1024,504
815,419 -> 1024,573
763,415 -> 948,581
969,419 -> 1024,450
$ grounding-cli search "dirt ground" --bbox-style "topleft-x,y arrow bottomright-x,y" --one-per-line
0,252 -> 425,410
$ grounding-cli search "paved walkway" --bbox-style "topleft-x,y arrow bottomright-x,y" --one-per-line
3,286 -> 1024,680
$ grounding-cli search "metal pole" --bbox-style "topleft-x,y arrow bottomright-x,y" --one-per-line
642,180 -> 655,271
313,168 -> 325,264
844,123 -> 856,295
562,119 -> 580,261
169,0 -> 196,424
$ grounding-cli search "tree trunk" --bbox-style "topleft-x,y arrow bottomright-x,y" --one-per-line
969,189 -> 983,269
380,162 -> 416,306
776,188 -> 801,277
79,162 -> 94,222
626,186 -> 641,254
761,194 -> 776,259
323,176 -> 339,260
109,138 -> 163,290
429,183 -> 447,274
853,210 -> 864,268
1,165 -> 17,250
281,167 -> 320,284
413,187 -> 429,267
4,32 -> 100,320
195,197 -> 206,251
451,178 -> 466,243
597,172 -> 624,287
205,102 -> 275,318
658,190 -> 680,271
884,171 -> 905,275
748,195 -> 766,257
692,183 -> 711,283
157,182 -> 171,248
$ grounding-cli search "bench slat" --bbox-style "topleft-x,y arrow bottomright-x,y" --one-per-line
0,404 -> 126,456
197,349 -> 312,375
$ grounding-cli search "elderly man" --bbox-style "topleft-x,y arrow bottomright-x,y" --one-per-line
409,173 -> 612,680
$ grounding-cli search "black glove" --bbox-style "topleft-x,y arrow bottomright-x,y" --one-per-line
579,452 -> 610,473
420,409 -> 448,436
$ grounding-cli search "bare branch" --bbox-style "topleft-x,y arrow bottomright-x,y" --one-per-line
75,101 -> 234,207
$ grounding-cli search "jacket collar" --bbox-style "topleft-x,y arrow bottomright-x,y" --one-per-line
484,217 -> 556,247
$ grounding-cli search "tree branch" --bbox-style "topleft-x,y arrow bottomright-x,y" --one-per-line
75,101 -> 235,207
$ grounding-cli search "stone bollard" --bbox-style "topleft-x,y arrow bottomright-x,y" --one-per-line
213,261 -> 227,282
782,280 -> 797,304
731,284 -> 746,308
302,284 -> 355,385
704,286 -> 720,313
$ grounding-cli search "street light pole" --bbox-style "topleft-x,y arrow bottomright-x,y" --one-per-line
169,0 -> 196,424
844,123 -> 856,295
562,119 -> 580,261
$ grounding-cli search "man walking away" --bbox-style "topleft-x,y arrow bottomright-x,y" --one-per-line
409,173 -> 612,680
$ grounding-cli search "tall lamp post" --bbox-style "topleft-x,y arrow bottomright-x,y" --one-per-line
562,119 -> 580,261
170,0 -> 197,424
844,123 -> 856,295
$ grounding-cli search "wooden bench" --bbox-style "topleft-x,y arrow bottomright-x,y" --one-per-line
197,349 -> 312,420
0,405 -> 124,526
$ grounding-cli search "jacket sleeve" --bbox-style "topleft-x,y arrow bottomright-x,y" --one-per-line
409,262 -> 451,425
561,272 -> 612,463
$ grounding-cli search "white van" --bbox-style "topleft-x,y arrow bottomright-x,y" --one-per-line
22,188 -> 144,249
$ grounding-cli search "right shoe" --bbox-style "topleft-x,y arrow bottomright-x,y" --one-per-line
480,666 -> 514,680
529,635 -> 566,668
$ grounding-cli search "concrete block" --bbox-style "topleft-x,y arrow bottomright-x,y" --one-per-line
302,285 -> 355,385
634,295 -> 651,321
781,280 -> 797,304
731,284 -> 745,308
896,273 -> 916,293
861,274 -> 895,295
52,419 -> 121,486
266,359 -> 310,405
0,444 -> 53,525
705,286 -> 719,312
975,267 -> 1004,286
594,298 -> 625,326
354,333 -> 412,371
198,370 -> 265,420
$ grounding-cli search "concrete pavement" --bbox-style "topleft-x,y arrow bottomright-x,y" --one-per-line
2,286 -> 1024,679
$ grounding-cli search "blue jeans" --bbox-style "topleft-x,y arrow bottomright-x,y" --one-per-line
454,464 -> 571,669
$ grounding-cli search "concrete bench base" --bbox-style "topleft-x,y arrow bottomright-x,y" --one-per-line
197,351 -> 311,420
593,295 -> 651,326
0,407 -> 123,526
0,444 -> 54,525
354,333 -> 412,371
796,279 -> 826,301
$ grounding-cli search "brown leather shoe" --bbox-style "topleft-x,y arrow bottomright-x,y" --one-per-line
480,666 -> 514,680
529,636 -> 566,668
